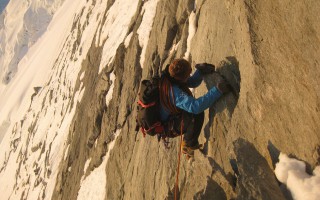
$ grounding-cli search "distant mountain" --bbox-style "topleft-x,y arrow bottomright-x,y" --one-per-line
0,0 -> 65,86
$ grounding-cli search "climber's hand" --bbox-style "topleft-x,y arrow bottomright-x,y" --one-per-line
216,79 -> 232,94
195,63 -> 215,74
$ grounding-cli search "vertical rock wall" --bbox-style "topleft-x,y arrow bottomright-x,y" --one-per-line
54,0 -> 320,199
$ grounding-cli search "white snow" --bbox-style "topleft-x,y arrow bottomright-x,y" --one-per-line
64,144 -> 70,160
169,41 -> 180,56
0,0 -> 65,86
83,158 -> 92,174
77,129 -> 121,200
0,0 -> 88,197
0,0 -> 74,143
275,153 -> 320,200
184,10 -> 197,60
124,32 -> 133,48
98,0 -> 140,73
80,71 -> 85,81
106,71 -> 116,106
80,158 -> 92,183
137,0 -> 159,68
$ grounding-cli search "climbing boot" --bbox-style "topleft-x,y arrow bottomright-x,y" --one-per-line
181,141 -> 202,158
182,146 -> 194,158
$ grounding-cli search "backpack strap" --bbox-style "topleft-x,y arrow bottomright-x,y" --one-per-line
137,100 -> 156,108
160,76 -> 181,114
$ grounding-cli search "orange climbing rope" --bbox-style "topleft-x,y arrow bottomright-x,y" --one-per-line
175,119 -> 184,200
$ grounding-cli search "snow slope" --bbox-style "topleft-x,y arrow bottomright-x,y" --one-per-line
0,0 -> 64,143
0,0 -> 159,199
0,0 -> 64,86
0,0 -> 86,198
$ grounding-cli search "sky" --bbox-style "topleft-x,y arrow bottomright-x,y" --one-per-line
0,0 -> 9,13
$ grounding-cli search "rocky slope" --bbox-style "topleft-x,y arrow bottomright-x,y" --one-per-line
51,0 -> 320,199
1,0 -> 319,199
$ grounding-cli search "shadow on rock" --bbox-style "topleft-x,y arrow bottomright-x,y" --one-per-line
166,186 -> 180,200
234,138 -> 286,200
268,140 -> 315,174
267,140 -> 281,168
204,56 -> 240,116
202,56 -> 241,154
193,176 -> 227,200
166,174 -> 228,200
208,157 -> 238,190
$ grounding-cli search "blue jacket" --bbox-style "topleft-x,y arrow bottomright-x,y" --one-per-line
160,69 -> 222,122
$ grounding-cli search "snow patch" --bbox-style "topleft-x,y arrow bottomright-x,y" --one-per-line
137,0 -> 159,68
80,158 -> 92,183
64,144 -> 70,160
80,71 -> 85,81
169,41 -> 180,56
76,84 -> 85,103
77,129 -> 121,200
124,32 -> 133,48
105,71 -> 115,106
275,153 -> 320,200
184,11 -> 197,60
83,158 -> 91,174
98,0 -> 140,73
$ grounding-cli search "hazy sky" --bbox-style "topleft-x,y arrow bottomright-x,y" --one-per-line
0,0 -> 9,14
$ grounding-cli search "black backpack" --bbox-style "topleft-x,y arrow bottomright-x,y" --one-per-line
135,76 -> 165,137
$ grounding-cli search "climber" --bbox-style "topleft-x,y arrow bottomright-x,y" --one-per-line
159,58 -> 231,157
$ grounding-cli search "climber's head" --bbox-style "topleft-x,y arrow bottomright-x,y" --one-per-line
168,59 -> 192,82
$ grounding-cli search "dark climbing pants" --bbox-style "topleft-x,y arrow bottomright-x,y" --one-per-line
172,111 -> 205,147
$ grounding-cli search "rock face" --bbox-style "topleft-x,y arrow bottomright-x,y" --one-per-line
53,0 -> 320,199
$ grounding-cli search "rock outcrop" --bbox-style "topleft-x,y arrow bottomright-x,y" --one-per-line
53,0 -> 320,199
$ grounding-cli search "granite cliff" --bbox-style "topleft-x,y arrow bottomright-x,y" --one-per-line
53,0 -> 320,199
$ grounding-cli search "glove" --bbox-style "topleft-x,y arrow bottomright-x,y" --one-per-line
216,79 -> 232,94
195,63 -> 215,74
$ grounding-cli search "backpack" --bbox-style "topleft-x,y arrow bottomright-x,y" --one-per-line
135,76 -> 165,137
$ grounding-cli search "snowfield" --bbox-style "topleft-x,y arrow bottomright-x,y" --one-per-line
0,0 -> 87,198
0,0 -> 159,199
